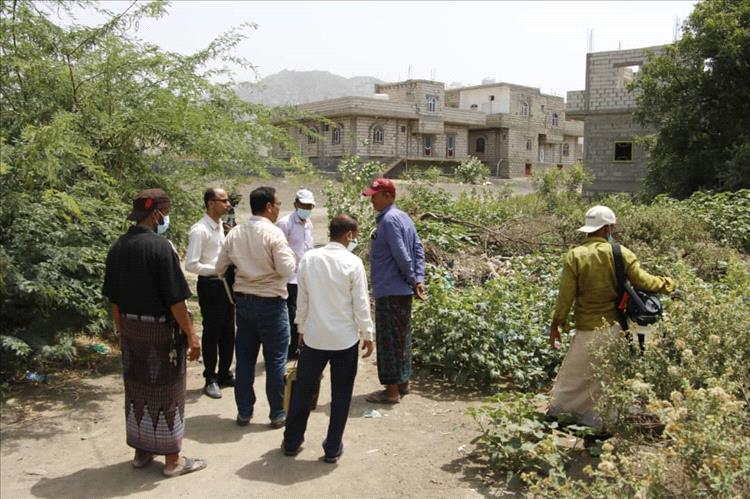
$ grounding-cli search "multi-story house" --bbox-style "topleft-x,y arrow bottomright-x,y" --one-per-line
275,79 -> 583,178
566,46 -> 666,194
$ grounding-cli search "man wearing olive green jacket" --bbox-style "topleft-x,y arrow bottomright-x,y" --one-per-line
548,205 -> 676,429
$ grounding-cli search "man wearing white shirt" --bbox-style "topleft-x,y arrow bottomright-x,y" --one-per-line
185,188 -> 234,399
282,214 -> 374,463
276,188 -> 315,360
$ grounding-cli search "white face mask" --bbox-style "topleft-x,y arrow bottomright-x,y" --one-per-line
347,239 -> 358,252
156,211 -> 170,235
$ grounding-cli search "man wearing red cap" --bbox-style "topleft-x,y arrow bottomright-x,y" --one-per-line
362,178 -> 425,404
103,188 -> 206,477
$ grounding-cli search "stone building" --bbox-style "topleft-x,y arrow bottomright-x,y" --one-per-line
566,45 -> 666,194
276,79 -> 583,178
445,83 -> 583,177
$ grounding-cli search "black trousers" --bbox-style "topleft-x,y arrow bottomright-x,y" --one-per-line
283,342 -> 358,457
286,283 -> 299,358
197,277 -> 235,381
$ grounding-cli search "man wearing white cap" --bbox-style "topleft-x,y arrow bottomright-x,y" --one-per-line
548,205 -> 675,429
277,188 -> 316,359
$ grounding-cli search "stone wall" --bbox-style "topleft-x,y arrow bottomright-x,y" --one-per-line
583,113 -> 652,193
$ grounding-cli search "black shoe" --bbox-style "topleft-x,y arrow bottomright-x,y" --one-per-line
270,416 -> 286,429
322,440 -> 343,463
204,381 -> 222,399
281,441 -> 302,456
218,375 -> 235,388
236,414 -> 251,426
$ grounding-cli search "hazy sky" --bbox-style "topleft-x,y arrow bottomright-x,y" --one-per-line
67,1 -> 697,96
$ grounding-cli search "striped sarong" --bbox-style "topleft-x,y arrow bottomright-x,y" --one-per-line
121,316 -> 186,455
375,295 -> 413,385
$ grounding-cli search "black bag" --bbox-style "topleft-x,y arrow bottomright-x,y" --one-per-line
612,243 -> 663,351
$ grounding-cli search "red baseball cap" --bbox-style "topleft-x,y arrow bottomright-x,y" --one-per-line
361,178 -> 396,197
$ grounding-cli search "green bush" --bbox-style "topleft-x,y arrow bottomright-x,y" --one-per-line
455,156 -> 490,184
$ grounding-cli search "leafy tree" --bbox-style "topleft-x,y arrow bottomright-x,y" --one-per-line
0,1 -> 297,372
632,0 -> 750,198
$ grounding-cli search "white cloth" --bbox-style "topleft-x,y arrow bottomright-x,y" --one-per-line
215,216 -> 296,299
276,211 -> 314,284
295,242 -> 374,350
184,214 -> 225,276
548,324 -> 620,429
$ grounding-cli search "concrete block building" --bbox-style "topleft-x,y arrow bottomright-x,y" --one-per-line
276,79 -> 583,178
446,83 -> 583,177
566,45 -> 666,194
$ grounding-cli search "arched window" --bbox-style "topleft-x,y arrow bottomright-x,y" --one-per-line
372,125 -> 384,145
526,139 -> 532,151
562,143 -> 570,157
446,135 -> 455,158
552,113 -> 559,127
475,137 -> 486,153
331,125 -> 342,145
426,95 -> 437,113
307,126 -> 318,144
520,101 -> 529,117
423,136 -> 432,156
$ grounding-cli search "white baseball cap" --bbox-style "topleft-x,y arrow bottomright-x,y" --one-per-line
577,205 -> 617,233
295,188 -> 316,206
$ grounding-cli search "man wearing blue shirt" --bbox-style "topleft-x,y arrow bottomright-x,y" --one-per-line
362,178 -> 426,404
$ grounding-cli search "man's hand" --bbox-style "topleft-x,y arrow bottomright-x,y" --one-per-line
414,282 -> 426,301
187,334 -> 201,361
549,323 -> 561,350
361,340 -> 374,358
298,333 -> 304,346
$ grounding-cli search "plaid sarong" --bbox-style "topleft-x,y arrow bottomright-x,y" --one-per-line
121,316 -> 186,455
375,295 -> 413,385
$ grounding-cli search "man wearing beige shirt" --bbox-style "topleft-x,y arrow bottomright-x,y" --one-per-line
216,186 -> 296,428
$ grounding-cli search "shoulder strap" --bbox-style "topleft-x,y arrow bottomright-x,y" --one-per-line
611,243 -> 630,332
612,243 -> 625,298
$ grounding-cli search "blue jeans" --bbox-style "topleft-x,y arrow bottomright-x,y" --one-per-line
234,294 -> 290,420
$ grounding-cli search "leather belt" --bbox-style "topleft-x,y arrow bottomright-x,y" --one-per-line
234,292 -> 284,301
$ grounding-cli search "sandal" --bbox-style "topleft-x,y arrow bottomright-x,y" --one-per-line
398,383 -> 410,396
365,390 -> 400,404
162,457 -> 207,477
132,454 -> 154,469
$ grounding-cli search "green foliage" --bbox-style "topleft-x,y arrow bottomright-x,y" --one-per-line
413,256 -> 565,390
632,0 -> 750,197
454,156 -> 490,184
0,1 -> 296,374
322,156 -> 382,255
468,393 -> 568,480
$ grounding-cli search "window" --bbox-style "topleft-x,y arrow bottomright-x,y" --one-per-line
331,125 -> 341,145
446,135 -> 455,158
520,101 -> 529,117
426,95 -> 437,113
423,136 -> 432,156
526,139 -> 532,151
401,125 -> 406,132
475,137 -> 486,153
552,113 -> 559,127
541,104 -> 545,113
562,143 -> 570,157
525,163 -> 532,176
614,141 -> 633,162
372,125 -> 384,145
308,127 -> 318,144
323,124 -> 330,131
470,104 -> 478,110
489,95 -> 495,101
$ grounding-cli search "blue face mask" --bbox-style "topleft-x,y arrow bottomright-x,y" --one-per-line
607,227 -> 614,243
156,213 -> 170,235
297,208 -> 312,220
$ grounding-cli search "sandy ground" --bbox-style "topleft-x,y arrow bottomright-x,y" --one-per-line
0,176 -> 530,498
